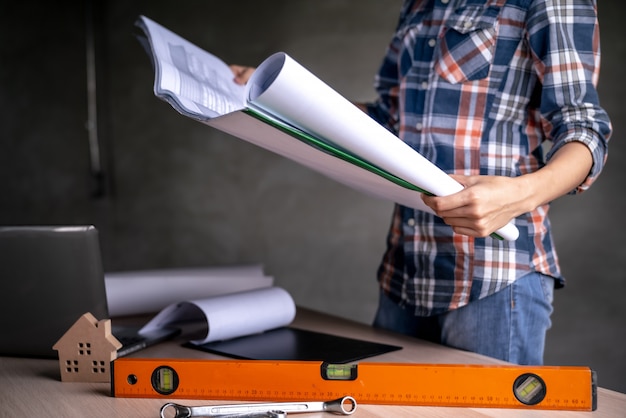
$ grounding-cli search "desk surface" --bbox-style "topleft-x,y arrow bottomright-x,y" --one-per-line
1,308 -> 624,417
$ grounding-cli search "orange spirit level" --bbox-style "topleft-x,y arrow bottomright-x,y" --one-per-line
111,358 -> 597,411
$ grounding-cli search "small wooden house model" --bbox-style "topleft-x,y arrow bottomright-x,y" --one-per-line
53,312 -> 122,382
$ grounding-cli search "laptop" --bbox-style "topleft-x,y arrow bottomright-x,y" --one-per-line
0,225 -> 179,358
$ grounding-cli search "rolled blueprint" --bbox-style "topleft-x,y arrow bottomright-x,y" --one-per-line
140,286 -> 296,344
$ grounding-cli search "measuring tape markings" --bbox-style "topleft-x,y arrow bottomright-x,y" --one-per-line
111,358 -> 596,411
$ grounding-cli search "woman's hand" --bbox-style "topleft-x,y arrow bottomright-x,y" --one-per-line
421,174 -> 532,238
230,65 -> 255,85
421,141 -> 593,238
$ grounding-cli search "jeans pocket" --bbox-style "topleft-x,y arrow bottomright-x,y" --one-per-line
435,4 -> 502,83
538,273 -> 555,305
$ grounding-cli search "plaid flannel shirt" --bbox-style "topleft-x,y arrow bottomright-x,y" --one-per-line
368,0 -> 612,316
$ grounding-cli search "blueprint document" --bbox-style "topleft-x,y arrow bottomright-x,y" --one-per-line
136,15 -> 519,241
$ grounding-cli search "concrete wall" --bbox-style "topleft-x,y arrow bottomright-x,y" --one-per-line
1,1 -> 624,392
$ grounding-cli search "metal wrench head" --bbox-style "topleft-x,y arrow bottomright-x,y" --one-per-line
322,396 -> 357,414
160,403 -> 192,418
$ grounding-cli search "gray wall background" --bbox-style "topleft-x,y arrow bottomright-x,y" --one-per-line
1,1 -> 624,393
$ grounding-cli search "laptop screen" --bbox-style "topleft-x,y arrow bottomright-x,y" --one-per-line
0,225 -> 109,358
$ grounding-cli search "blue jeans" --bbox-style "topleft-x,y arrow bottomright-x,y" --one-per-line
372,271 -> 554,365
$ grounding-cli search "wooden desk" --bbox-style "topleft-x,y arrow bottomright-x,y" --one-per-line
1,308 -> 624,417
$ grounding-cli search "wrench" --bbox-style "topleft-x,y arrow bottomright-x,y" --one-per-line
160,396 -> 357,418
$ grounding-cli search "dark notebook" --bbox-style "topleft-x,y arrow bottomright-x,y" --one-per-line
186,327 -> 401,363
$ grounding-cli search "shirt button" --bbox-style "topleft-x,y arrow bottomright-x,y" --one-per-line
407,218 -> 416,227
416,122 -> 423,131
463,20 -> 473,29
441,0 -> 449,3
421,81 -> 428,89
428,38 -> 436,48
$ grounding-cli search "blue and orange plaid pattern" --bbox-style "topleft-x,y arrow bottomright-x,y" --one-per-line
367,0 -> 612,316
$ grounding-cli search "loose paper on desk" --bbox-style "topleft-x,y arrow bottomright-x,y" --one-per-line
139,286 -> 295,344
136,15 -> 519,241
105,265 -> 273,317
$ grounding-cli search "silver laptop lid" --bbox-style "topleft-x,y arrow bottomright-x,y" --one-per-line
0,225 -> 109,358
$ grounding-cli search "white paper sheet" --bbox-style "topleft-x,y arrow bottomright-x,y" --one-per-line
139,286 -> 296,344
105,265 -> 273,317
138,16 -> 245,118
208,112 -> 430,212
